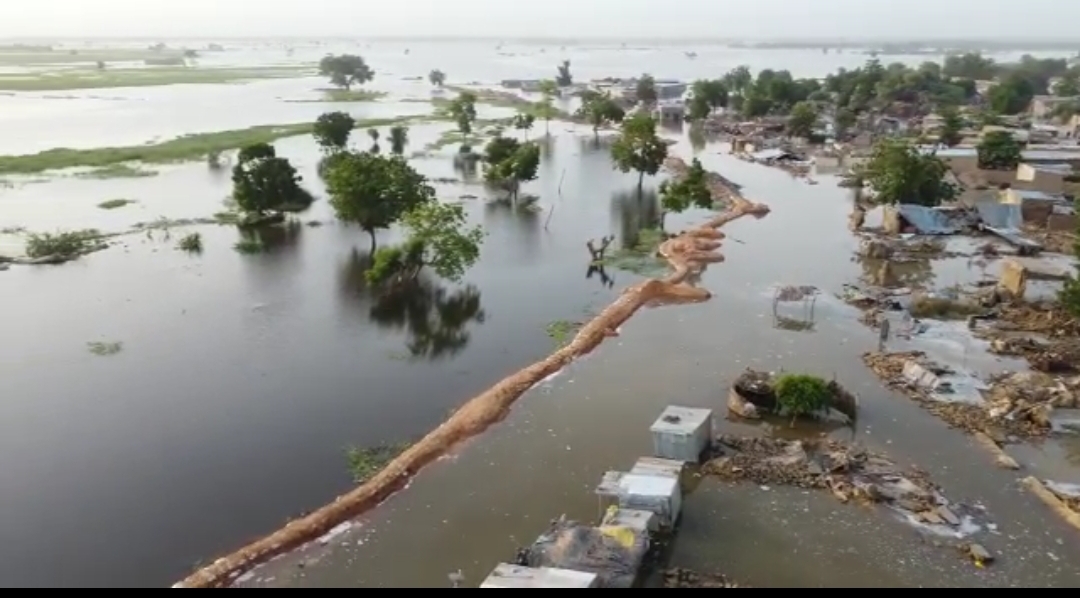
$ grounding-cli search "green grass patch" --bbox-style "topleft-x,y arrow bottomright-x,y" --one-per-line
287,88 -> 387,103
546,319 -> 582,347
599,228 -> 668,276
0,115 -> 420,175
87,341 -> 123,356
0,66 -> 312,91
97,198 -> 136,210
25,229 -> 105,258
78,164 -> 157,179
344,442 -> 411,483
0,48 -> 190,66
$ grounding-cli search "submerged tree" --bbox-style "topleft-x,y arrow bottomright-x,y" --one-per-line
658,157 -> 713,229
786,101 -> 818,139
513,112 -> 536,140
325,151 -> 435,252
534,79 -> 560,135
555,60 -> 573,87
428,69 -> 446,88
389,125 -> 409,155
687,79 -> 729,121
862,139 -> 957,207
318,54 -> 374,91
977,130 -> 1023,170
482,135 -> 541,201
367,128 -> 381,154
313,111 -> 356,152
636,74 -> 658,106
366,202 -> 484,287
448,91 -> 478,143
610,113 -> 669,191
576,90 -> 625,138
231,143 -> 314,217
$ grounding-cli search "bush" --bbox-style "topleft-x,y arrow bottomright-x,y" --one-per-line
774,373 -> 831,421
25,229 -> 102,258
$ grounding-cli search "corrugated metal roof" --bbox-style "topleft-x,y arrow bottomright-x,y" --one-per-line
895,204 -> 963,234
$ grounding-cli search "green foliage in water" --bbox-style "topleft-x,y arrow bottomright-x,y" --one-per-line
177,233 -> 203,253
78,164 -> 157,179
344,442 -> 409,483
546,320 -> 580,347
87,341 -> 123,356
233,238 -> 264,254
774,374 -> 832,418
97,198 -> 136,210
601,228 -> 667,276
25,229 -> 103,258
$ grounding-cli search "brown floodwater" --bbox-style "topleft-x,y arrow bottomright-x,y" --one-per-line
3,42 -> 1080,588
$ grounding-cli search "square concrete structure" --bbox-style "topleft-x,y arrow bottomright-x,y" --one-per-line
630,457 -> 684,481
650,406 -> 713,463
616,473 -> 682,527
601,506 -> 659,533
480,563 -> 599,588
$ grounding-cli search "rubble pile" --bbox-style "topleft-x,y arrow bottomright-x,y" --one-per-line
662,568 -> 742,588
703,436 -> 987,537
862,351 -> 1074,441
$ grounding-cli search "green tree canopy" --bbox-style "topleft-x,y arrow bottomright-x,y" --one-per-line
576,90 -> 625,136
636,74 -> 658,105
610,113 -> 669,190
428,69 -> 446,87
482,135 -> 540,201
786,101 -> 818,139
659,157 -> 713,229
313,111 -> 355,152
862,139 -> 957,207
977,130 -> 1023,170
231,143 -> 314,216
366,202 -> 484,287
318,54 -> 374,91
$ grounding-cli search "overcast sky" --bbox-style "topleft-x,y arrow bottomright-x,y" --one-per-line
4,0 -> 1080,40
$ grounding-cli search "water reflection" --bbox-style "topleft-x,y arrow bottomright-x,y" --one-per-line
586,263 -> 616,289
856,256 -> 934,289
242,219 -> 304,255
369,281 -> 486,360
611,188 -> 661,248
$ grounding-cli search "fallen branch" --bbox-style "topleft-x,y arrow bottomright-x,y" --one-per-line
176,161 -> 767,589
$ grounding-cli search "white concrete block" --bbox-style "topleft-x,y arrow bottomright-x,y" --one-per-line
650,406 -> 714,463
617,473 -> 682,528
630,457 -> 684,481
600,506 -> 659,533
480,563 -> 599,588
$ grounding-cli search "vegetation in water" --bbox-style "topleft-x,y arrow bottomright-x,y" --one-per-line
25,229 -> 104,258
318,54 -> 374,91
344,442 -> 410,483
320,89 -> 385,102
233,237 -> 264,254
313,111 -> 356,152
365,202 -> 484,287
230,143 -> 314,217
482,135 -> 540,201
860,139 -> 957,207
576,90 -> 625,137
0,66 -> 310,91
610,113 -> 668,191
659,158 -> 713,229
448,91 -> 479,144
428,69 -> 446,87
97,198 -> 136,210
774,373 -> 832,422
388,125 -> 409,156
177,233 -> 203,253
87,341 -> 123,356
0,116 -> 417,175
78,164 -> 158,179
601,228 -> 667,276
546,319 -> 580,347
325,150 -> 435,253
635,74 -> 658,105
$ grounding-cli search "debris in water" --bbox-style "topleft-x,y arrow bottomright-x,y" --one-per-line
663,568 -> 742,588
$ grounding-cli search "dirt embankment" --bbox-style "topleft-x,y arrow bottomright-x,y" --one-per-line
176,159 -> 769,588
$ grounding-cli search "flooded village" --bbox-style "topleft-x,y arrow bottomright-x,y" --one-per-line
4,34 -> 1080,588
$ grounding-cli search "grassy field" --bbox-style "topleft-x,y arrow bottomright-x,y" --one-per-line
0,115 -> 426,175
0,66 -> 314,91
284,89 -> 387,103
0,47 -> 194,66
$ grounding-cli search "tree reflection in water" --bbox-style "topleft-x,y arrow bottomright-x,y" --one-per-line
611,188 -> 661,249
369,280 -> 486,360
240,218 -> 303,254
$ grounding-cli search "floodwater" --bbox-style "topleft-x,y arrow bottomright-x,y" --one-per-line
2,41 -> 1080,588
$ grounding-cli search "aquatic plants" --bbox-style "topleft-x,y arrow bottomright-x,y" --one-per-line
774,373 -> 832,423
481,135 -> 540,201
25,229 -> 104,258
97,198 -> 136,210
177,233 -> 203,253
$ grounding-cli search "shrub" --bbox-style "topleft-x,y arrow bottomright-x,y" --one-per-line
774,373 -> 832,423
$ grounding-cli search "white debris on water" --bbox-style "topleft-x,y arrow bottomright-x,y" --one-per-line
318,521 -> 353,545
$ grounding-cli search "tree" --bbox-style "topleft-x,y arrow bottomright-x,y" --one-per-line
313,111 -> 355,152
786,101 -> 818,139
938,107 -> 964,147
555,60 -> 572,87
1053,76 -> 1080,98
448,91 -> 478,143
482,135 -> 541,201
688,79 -> 729,120
366,202 -> 484,287
658,157 -> 712,229
428,69 -> 446,87
325,151 -> 435,252
576,90 -> 625,138
318,54 -> 374,91
513,112 -> 535,140
389,125 -> 409,155
367,128 -> 380,153
977,130 -> 1022,170
862,139 -> 958,207
231,143 -> 314,217
722,65 -> 752,95
987,74 -> 1035,115
610,113 -> 669,191
943,53 -> 998,80
834,107 -> 856,139
636,74 -> 658,106
534,79 -> 559,136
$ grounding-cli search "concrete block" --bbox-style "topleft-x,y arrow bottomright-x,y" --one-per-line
650,406 -> 713,463
617,473 -> 682,528
998,259 -> 1028,300
600,506 -> 659,533
630,457 -> 684,481
480,563 -> 599,588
